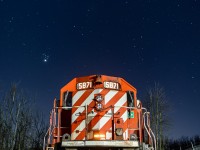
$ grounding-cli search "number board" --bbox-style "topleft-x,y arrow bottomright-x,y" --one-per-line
104,81 -> 120,90
77,82 -> 93,90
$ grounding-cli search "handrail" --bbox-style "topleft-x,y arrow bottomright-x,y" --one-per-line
142,107 -> 157,150
146,112 -> 156,150
85,103 -> 88,140
147,113 -> 156,150
110,105 -> 157,150
143,111 -> 156,150
56,106 -> 84,109
43,105 -> 86,149
44,105 -> 156,150
43,126 -> 51,150
149,127 -> 157,150
143,112 -> 153,146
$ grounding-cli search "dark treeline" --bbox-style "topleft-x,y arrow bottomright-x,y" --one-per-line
0,84 -> 47,150
163,135 -> 200,150
143,83 -> 200,150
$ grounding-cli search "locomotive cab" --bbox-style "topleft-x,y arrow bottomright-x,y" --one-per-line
44,75 -> 156,150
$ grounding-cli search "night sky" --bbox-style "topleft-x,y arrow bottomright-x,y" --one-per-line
0,0 -> 200,139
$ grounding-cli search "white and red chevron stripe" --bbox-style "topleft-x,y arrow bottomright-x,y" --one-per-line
72,89 -> 103,123
71,89 -> 107,140
91,92 -> 127,130
71,89 -> 128,140
94,92 -> 128,140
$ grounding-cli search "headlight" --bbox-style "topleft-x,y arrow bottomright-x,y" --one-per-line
95,95 -> 103,102
96,103 -> 103,111
115,128 -> 123,136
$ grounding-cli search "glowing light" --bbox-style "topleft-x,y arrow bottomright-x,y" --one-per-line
42,53 -> 49,63
94,134 -> 105,138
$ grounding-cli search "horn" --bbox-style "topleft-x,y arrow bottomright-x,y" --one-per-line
95,75 -> 102,84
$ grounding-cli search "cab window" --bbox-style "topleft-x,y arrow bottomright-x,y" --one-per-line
63,91 -> 72,107
127,91 -> 134,107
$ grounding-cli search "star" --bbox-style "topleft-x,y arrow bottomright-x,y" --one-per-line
43,58 -> 48,62
42,53 -> 49,63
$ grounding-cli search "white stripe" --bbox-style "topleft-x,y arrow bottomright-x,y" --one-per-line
72,90 -> 86,105
71,120 -> 85,140
121,109 -> 128,123
106,131 -> 112,140
115,93 -> 128,140
105,90 -> 118,104
72,89 -> 103,123
106,127 -> 112,140
92,92 -> 127,131
87,109 -> 97,124
114,93 -> 126,113
123,128 -> 128,140
80,89 -> 103,106
92,109 -> 112,130
114,93 -> 127,122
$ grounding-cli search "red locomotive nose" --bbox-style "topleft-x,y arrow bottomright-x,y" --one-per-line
44,75 -> 156,150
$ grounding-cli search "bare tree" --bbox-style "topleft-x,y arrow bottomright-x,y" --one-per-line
15,100 -> 33,150
0,103 -> 5,150
0,83 -> 48,150
30,111 -> 48,150
144,83 -> 171,150
1,83 -> 32,150
194,135 -> 200,145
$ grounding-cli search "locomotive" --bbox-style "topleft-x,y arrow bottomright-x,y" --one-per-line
44,75 -> 156,150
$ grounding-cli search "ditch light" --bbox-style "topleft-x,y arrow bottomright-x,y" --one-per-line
93,131 -> 105,140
